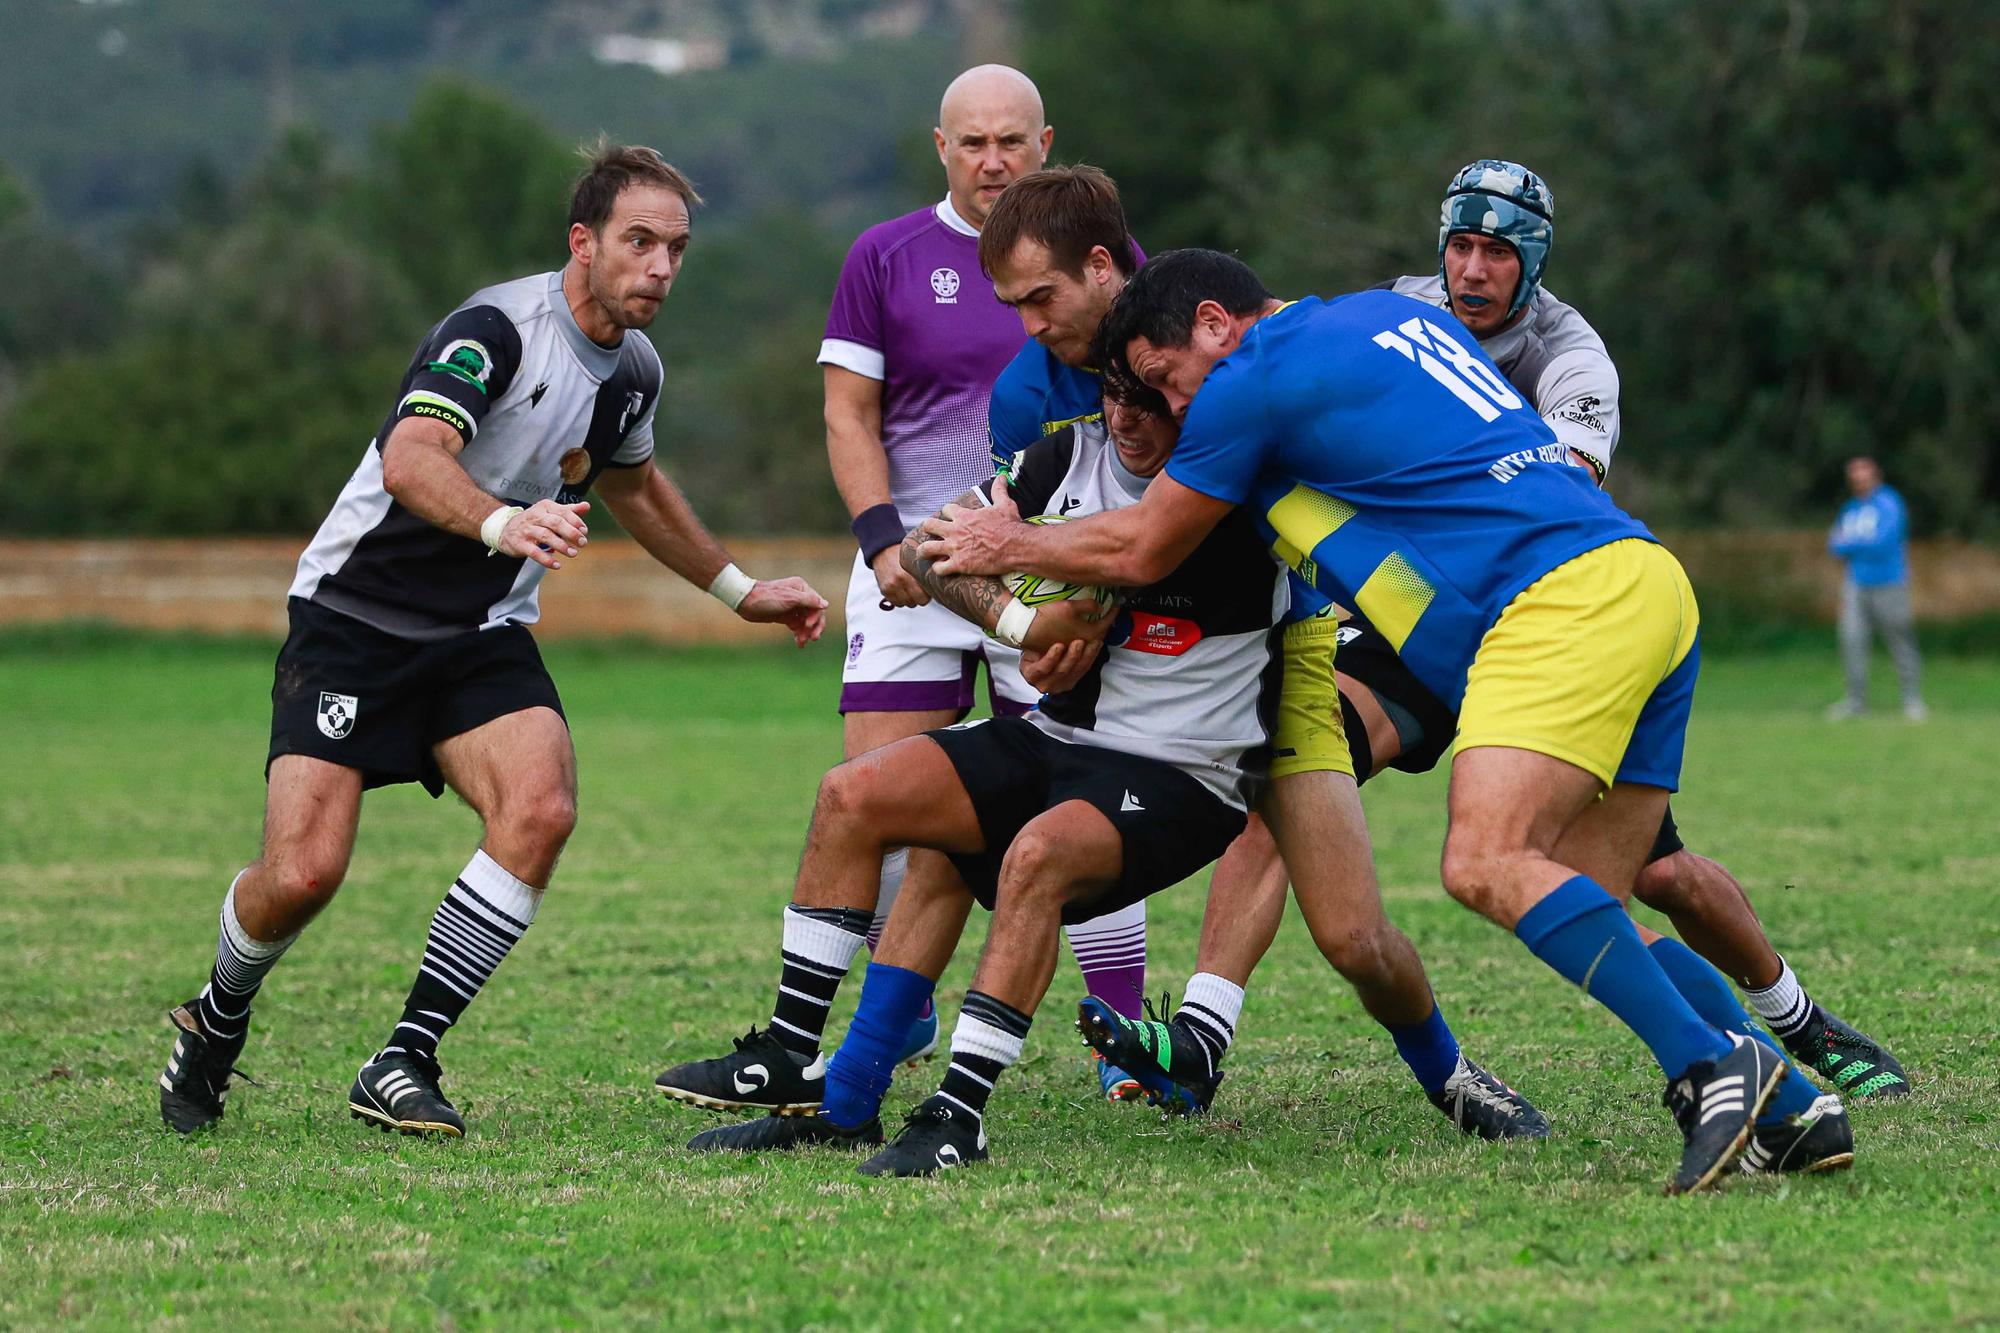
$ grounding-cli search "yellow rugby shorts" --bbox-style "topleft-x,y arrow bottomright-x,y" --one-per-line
1269,613 -> 1354,780
1456,538 -> 1700,790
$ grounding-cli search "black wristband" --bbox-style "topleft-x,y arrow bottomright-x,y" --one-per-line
851,503 -> 907,562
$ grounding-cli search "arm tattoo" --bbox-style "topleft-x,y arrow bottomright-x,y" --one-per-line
902,489 -> 1015,633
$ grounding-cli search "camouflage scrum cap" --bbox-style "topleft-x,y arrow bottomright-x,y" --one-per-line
1438,159 -> 1554,321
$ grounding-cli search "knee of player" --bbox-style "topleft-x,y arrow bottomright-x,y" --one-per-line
1310,918 -> 1391,980
812,760 -> 869,825
1630,851 -> 1690,912
1438,839 -> 1505,914
266,855 -> 345,910
995,827 -> 1074,902
497,787 -> 578,855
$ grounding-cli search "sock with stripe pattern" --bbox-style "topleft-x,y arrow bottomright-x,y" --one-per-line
770,904 -> 873,1060
377,850 -> 539,1065
937,991 -> 1032,1123
1064,901 -> 1147,1020
192,871 -> 298,1041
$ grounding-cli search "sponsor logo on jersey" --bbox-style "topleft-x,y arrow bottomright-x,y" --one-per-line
930,267 -> 960,303
529,381 -> 550,408
1122,612 -> 1203,657
1486,440 -> 1574,483
1560,394 -> 1606,434
617,390 -> 645,435
316,692 -> 358,740
430,339 -> 494,391
559,448 -> 591,486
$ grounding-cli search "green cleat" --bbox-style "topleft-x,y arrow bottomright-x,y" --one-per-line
1782,1009 -> 1911,1099
1075,995 -> 1220,1115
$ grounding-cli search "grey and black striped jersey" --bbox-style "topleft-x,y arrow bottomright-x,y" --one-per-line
1390,274 -> 1621,480
291,270 -> 662,640
980,423 -> 1290,809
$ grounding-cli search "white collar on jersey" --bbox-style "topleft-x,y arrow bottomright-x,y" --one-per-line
934,196 -> 979,237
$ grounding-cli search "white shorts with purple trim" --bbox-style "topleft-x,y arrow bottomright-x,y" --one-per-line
840,550 -> 1036,716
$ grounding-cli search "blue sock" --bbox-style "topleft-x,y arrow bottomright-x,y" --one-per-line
1515,876 -> 1731,1080
1385,994 -> 1461,1094
823,963 -> 934,1128
1647,935 -> 1819,1124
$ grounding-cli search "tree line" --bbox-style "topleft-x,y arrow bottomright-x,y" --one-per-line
1,0 -> 1993,539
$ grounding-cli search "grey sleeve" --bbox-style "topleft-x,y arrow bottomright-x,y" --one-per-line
1533,348 -> 1621,482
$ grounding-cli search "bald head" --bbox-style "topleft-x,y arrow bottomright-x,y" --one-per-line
934,64 -> 1052,230
940,64 -> 1045,132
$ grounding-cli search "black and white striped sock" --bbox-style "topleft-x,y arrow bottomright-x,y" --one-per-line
937,990 -> 1032,1123
379,851 -> 539,1066
192,872 -> 298,1041
771,905 -> 872,1060
1173,972 -> 1244,1080
1744,956 -> 1815,1040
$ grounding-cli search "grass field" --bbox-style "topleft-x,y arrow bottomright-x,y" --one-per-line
4,631 -> 1999,1329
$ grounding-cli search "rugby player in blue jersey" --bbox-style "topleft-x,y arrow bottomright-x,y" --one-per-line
923,248 -> 1838,1193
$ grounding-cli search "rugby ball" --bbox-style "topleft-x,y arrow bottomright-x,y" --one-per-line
1000,515 -> 1115,609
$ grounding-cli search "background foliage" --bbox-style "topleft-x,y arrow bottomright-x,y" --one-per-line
1,0 -> 1994,536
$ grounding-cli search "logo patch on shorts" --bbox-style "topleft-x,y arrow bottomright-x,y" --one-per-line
317,692 -> 358,740
847,632 -> 865,666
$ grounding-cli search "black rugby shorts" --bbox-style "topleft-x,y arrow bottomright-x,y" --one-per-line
267,597 -> 565,797
924,716 -> 1245,924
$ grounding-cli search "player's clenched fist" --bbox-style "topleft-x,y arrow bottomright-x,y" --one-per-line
870,545 -> 931,609
500,500 -> 592,570
738,576 -> 831,648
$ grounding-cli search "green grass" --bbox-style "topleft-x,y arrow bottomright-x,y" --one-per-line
4,636 -> 1999,1329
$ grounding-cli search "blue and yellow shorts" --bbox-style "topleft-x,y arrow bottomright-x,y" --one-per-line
1457,538 -> 1699,790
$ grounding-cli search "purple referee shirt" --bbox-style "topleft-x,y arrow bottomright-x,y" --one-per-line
819,198 -> 1030,528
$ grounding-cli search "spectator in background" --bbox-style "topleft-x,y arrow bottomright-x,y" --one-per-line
1827,456 -> 1925,721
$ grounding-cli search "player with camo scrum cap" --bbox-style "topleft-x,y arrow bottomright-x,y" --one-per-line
1410,161 -> 1905,1098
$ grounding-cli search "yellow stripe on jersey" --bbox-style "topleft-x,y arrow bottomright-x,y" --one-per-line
1353,551 -> 1436,652
1266,484 -> 1357,571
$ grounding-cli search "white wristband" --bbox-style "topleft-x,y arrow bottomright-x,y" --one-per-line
480,505 -> 524,555
706,562 -> 756,611
992,597 -> 1035,649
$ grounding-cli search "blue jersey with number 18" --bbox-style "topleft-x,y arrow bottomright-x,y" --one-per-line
1164,291 -> 1653,710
